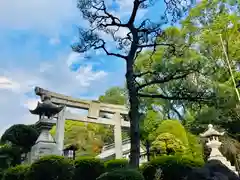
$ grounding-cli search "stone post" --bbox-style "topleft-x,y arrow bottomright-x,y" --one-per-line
55,106 -> 66,153
114,112 -> 123,158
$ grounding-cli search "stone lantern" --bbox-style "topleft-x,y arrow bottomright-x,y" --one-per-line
200,124 -> 238,175
27,88 -> 64,163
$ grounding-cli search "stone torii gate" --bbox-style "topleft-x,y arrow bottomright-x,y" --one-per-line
34,87 -> 130,158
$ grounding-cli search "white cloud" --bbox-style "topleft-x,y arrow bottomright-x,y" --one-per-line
0,89 -> 38,136
76,65 -> 107,87
0,51 -> 109,136
66,52 -> 84,67
0,77 -> 20,92
0,0 -> 130,139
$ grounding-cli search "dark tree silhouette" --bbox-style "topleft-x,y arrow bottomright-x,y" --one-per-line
72,0 -> 195,167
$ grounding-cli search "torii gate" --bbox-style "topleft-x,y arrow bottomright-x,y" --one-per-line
34,87 -> 130,158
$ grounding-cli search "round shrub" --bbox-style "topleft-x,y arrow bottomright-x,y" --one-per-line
104,159 -> 129,171
141,155 -> 204,180
26,155 -> 74,180
97,169 -> 144,180
73,157 -> 105,180
3,164 -> 30,180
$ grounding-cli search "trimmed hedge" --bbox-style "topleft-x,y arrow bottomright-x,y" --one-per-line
104,159 -> 129,171
97,169 -> 144,180
26,155 -> 74,180
141,155 -> 204,180
73,157 -> 105,180
3,164 -> 29,180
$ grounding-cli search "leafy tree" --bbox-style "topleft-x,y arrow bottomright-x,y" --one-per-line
134,26 -> 220,119
151,133 -> 187,156
148,120 -> 204,161
0,144 -> 21,170
140,110 -> 163,161
98,86 -> 130,141
0,124 -> 39,153
149,120 -> 189,145
0,124 -> 39,168
99,87 -> 127,105
179,0 -> 240,166
72,0 -> 195,167
51,120 -> 113,156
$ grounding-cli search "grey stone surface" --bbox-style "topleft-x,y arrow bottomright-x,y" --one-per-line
34,86 -> 129,159
28,89 -> 64,163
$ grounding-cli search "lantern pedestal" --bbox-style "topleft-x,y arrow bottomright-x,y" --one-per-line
26,89 -> 64,164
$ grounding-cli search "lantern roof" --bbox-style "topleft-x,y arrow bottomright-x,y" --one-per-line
200,124 -> 224,138
29,90 -> 64,117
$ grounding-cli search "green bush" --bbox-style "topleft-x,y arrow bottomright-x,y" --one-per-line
26,155 -> 74,180
97,169 -> 144,180
0,144 -> 22,169
73,157 -> 105,180
3,164 -> 29,180
0,171 -> 3,180
104,159 -> 129,171
141,155 -> 204,180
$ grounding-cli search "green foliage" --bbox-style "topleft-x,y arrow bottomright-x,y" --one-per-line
0,144 -> 21,170
146,119 -> 204,161
97,169 -> 144,180
149,120 -> 189,146
3,164 -> 30,180
51,120 -> 114,156
140,110 -> 162,141
73,157 -> 105,180
104,159 -> 129,171
0,124 -> 39,152
151,133 -> 187,156
98,87 -> 127,105
186,132 -> 204,162
26,155 -> 74,180
141,156 -> 204,180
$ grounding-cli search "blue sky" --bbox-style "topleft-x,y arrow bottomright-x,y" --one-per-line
0,0 -> 174,135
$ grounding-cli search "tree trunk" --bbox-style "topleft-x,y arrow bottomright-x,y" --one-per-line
126,69 -> 140,168
126,27 -> 140,168
146,140 -> 150,162
126,42 -> 140,167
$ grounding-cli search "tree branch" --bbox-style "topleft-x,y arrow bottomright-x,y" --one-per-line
137,43 -> 174,48
128,0 -> 141,25
137,93 -> 212,102
95,40 -> 127,59
137,73 -> 190,90
134,71 -> 158,78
